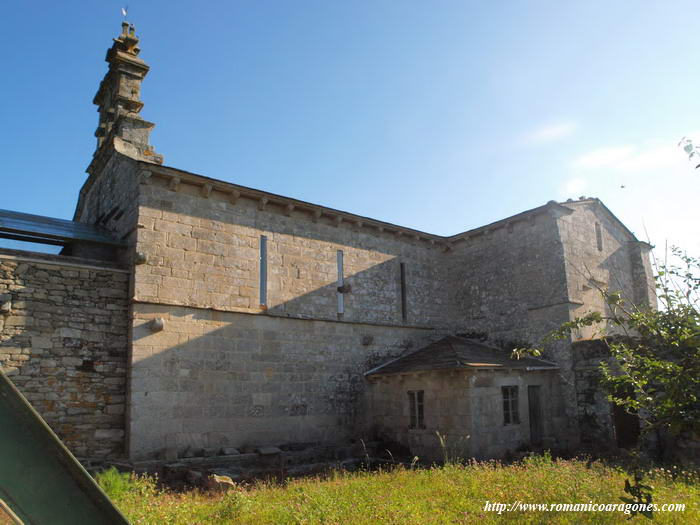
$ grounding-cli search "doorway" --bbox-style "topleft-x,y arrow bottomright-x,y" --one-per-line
528,385 -> 543,447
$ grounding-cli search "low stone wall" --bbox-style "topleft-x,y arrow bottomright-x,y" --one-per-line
0,249 -> 130,458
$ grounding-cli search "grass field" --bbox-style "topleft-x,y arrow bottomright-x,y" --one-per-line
97,455 -> 699,524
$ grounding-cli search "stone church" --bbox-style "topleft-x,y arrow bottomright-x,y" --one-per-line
0,23 -> 655,463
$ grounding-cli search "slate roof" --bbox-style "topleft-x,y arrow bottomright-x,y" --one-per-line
365,336 -> 558,376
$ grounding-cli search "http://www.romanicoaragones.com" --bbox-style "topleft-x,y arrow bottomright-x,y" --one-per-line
483,500 -> 686,516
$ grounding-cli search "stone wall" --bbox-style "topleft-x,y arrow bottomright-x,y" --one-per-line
133,172 -> 454,328
124,168 -> 461,460
128,303 -> 439,460
74,152 -> 142,259
444,205 -> 581,448
447,205 -> 571,344
366,368 -> 565,461
571,339 -> 616,448
0,249 -> 130,458
558,200 -> 655,338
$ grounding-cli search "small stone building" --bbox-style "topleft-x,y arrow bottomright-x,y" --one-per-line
0,23 -> 656,463
366,336 -> 561,461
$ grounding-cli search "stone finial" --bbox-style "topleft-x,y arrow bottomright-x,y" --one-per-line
114,22 -> 141,56
88,22 -> 163,176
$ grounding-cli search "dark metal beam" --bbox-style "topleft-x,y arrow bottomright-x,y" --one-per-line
0,209 -> 125,247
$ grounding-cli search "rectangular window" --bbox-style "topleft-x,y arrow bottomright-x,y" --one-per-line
259,235 -> 267,307
408,390 -> 425,429
337,250 -> 344,318
595,222 -> 603,252
400,262 -> 407,323
502,386 -> 520,425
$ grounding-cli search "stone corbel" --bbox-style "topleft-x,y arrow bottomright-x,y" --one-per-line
139,170 -> 152,185
229,189 -> 241,205
312,209 -> 322,223
334,215 -> 342,227
201,183 -> 213,198
168,176 -> 181,192
285,203 -> 295,217
258,197 -> 268,211
150,318 -> 165,332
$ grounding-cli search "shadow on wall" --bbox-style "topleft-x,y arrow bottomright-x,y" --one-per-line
134,179 -> 458,327
127,257 -> 448,460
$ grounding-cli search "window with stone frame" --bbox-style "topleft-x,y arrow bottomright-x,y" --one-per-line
595,222 -> 603,252
502,385 -> 520,425
408,390 -> 425,429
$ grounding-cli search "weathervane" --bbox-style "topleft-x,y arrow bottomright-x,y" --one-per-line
121,6 -> 129,20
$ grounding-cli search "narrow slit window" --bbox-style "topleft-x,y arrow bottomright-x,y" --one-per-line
259,235 -> 267,307
408,390 -> 425,429
595,222 -> 603,252
336,250 -> 344,318
400,262 -> 407,323
502,386 -> 520,425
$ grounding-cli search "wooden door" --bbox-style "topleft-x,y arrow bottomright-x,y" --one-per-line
613,403 -> 640,449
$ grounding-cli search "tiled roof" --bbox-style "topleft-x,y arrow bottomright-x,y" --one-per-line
365,336 -> 558,376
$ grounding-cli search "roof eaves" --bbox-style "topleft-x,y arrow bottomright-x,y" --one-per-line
142,162 -> 447,244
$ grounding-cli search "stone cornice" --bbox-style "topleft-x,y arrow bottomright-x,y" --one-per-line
136,161 -> 616,248
139,163 -> 449,248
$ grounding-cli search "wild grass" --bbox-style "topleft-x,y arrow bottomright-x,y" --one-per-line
96,455 -> 699,524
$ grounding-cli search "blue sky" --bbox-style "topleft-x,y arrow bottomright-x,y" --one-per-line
2,1 -> 699,253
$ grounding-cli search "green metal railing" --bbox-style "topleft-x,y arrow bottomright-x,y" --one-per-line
0,369 -> 129,524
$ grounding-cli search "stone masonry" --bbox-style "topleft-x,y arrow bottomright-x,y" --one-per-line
0,249 -> 129,458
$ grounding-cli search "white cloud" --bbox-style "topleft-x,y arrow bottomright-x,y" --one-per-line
565,134 -> 700,254
524,122 -> 576,145
561,177 -> 587,196
571,146 -> 637,169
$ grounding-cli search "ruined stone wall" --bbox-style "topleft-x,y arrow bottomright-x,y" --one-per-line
366,369 -> 564,461
128,303 -> 438,460
133,173 -> 453,328
0,249 -> 130,458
